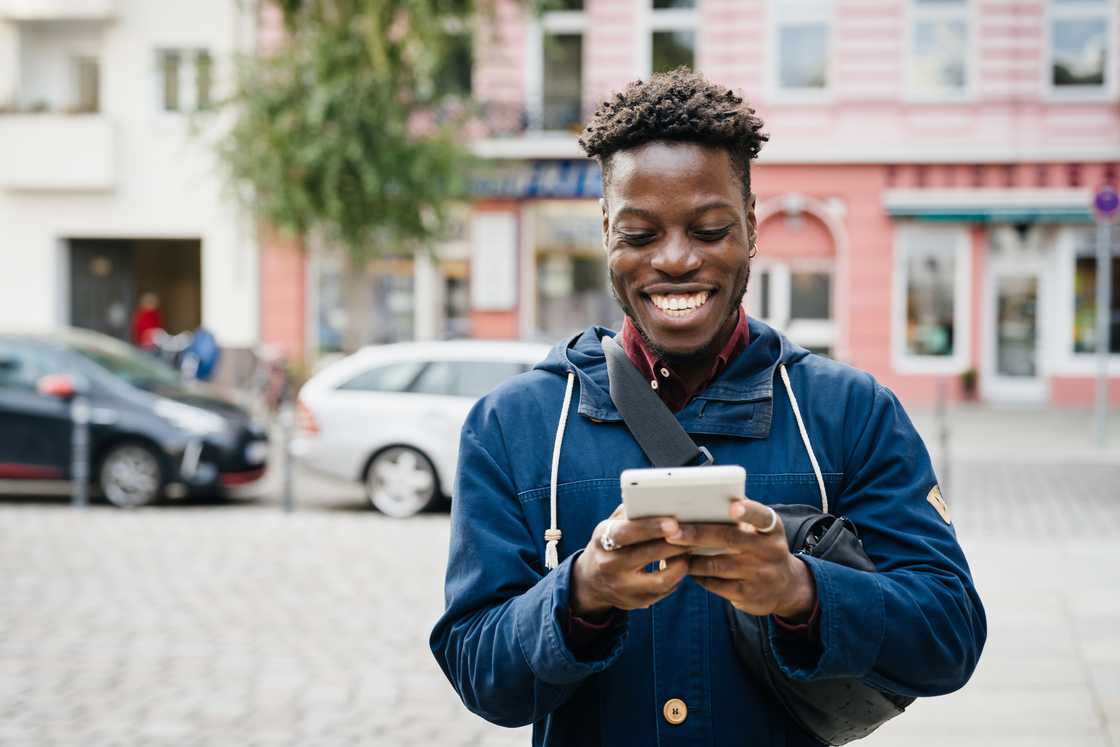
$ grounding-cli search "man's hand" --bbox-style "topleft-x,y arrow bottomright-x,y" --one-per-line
570,503 -> 691,618
667,498 -> 816,620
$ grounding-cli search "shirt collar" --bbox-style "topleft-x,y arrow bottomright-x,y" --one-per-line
619,306 -> 750,412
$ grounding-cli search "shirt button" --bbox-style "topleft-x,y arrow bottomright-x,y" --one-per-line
650,379 -> 659,390
663,697 -> 687,725
660,367 -> 670,378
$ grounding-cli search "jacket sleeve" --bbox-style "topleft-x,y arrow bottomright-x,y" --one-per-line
768,382 -> 987,697
429,420 -> 627,727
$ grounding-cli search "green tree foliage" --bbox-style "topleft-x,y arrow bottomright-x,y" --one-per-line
219,0 -> 479,257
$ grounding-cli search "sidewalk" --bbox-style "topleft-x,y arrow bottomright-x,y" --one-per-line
909,405 -> 1120,465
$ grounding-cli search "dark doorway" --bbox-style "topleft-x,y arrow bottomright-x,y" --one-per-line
69,239 -> 202,342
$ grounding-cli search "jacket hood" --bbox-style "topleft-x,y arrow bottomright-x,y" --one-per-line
533,317 -> 810,429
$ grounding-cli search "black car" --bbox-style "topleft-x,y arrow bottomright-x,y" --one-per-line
0,329 -> 268,507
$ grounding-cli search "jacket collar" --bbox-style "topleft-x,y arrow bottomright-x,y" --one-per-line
561,317 -> 789,440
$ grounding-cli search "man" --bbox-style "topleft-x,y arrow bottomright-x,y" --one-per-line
431,70 -> 985,746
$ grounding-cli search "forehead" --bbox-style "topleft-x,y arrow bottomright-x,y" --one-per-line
604,141 -> 742,207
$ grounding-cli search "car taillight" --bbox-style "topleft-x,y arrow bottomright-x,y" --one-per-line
296,399 -> 320,434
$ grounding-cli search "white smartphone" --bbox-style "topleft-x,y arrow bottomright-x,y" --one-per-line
621,465 -> 746,524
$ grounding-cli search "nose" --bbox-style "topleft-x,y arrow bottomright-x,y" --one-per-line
649,232 -> 701,277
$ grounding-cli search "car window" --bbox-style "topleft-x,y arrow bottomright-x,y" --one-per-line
0,342 -> 47,391
410,360 -> 525,398
337,360 -> 425,392
68,339 -> 180,391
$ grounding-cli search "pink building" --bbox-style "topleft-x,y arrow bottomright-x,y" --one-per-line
463,0 -> 1120,407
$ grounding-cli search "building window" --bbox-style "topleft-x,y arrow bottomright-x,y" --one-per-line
1072,254 -> 1120,355
1050,0 -> 1110,92
158,49 -> 213,113
893,225 -> 971,372
433,29 -> 472,98
160,51 -> 181,111
772,1 -> 833,93
542,33 -> 582,130
71,56 -> 101,113
909,0 -> 968,97
748,262 -> 835,356
647,0 -> 697,75
531,2 -> 584,131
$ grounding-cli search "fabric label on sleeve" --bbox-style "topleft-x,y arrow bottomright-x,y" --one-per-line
926,485 -> 951,524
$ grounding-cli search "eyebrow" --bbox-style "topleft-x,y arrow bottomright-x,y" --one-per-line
614,201 -> 738,222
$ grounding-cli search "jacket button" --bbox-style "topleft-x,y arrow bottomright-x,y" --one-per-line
663,697 -> 687,725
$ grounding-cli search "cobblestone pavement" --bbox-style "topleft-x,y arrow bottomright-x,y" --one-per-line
1,457 -> 1118,747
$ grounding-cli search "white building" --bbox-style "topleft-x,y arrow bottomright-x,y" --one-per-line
0,0 -> 259,366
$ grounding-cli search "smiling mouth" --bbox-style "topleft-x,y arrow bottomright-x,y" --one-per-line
647,290 -> 714,319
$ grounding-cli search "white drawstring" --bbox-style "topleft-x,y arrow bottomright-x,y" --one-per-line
779,364 -> 828,514
545,370 -> 576,570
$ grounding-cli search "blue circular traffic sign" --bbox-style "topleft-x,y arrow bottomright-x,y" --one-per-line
1095,185 -> 1119,218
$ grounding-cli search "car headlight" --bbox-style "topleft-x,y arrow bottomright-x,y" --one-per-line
155,400 -> 228,436
245,441 -> 269,465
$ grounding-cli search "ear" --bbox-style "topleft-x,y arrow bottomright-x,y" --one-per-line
600,197 -> 609,252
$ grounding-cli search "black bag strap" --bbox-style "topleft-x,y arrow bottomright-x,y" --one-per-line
601,335 -> 713,469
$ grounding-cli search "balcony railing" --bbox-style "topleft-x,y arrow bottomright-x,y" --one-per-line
0,114 -> 115,190
0,0 -> 115,21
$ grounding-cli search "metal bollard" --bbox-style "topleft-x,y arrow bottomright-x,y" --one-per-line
71,393 -> 90,508
279,402 -> 295,513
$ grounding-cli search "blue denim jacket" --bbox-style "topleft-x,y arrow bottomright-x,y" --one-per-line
431,319 -> 986,746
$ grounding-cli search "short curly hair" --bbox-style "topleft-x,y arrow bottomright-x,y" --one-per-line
578,68 -> 768,201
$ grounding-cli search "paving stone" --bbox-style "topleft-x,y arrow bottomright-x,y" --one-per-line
1,457 -> 1117,745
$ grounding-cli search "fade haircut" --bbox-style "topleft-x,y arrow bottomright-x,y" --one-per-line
578,68 -> 768,202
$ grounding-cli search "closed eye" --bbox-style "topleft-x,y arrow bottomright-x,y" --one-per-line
617,231 -> 656,246
693,226 -> 732,242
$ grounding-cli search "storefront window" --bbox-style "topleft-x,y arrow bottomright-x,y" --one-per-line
904,244 -> 956,357
790,271 -> 831,320
1072,255 -> 1120,354
532,202 -> 615,339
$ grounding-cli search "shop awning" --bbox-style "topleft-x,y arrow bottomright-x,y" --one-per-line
884,188 -> 1095,223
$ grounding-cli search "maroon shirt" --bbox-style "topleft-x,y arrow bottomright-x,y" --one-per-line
564,308 -> 820,651
618,307 -> 749,413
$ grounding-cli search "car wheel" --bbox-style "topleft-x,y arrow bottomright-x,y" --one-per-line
99,443 -> 163,508
365,446 -> 438,518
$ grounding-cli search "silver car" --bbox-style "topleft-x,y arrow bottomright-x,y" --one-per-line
292,340 -> 550,517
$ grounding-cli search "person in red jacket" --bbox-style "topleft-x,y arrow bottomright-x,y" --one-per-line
130,292 -> 163,349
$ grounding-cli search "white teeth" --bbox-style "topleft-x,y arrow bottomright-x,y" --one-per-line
650,291 -> 712,316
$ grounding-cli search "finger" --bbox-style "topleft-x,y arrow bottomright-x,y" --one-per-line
693,575 -> 743,601
687,553 -> 747,580
624,556 -> 688,599
607,539 -> 692,570
664,522 -> 751,550
604,515 -> 680,550
730,499 -> 782,534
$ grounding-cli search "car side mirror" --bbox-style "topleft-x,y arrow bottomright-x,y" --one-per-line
37,373 -> 79,400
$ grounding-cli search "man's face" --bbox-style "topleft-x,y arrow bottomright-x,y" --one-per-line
603,141 -> 756,364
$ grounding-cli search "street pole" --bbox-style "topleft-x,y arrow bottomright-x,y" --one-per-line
1092,185 -> 1118,448
937,377 -> 950,495
1095,218 -> 1112,447
280,402 -> 295,513
71,392 -> 90,508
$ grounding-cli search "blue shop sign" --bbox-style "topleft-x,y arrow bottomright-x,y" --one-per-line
472,160 -> 603,199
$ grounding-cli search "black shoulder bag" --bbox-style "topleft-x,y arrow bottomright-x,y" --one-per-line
601,336 -> 913,746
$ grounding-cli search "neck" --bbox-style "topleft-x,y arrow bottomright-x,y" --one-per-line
650,308 -> 741,388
